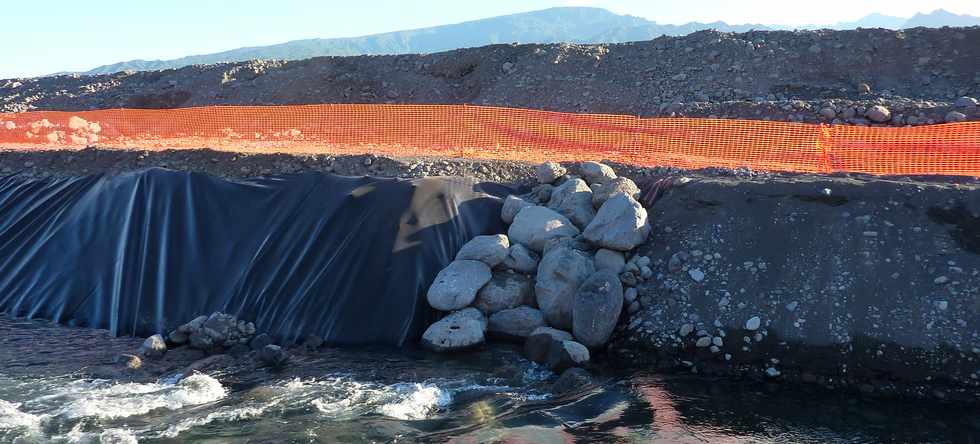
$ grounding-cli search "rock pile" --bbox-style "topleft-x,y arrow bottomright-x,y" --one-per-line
167,312 -> 257,351
422,161 -> 653,372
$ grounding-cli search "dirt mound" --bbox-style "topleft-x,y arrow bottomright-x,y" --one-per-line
2,28 -> 978,125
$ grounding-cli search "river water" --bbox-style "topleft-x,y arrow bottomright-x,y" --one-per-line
0,316 -> 978,443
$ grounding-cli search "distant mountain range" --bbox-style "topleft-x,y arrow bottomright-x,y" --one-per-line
75,7 -> 980,76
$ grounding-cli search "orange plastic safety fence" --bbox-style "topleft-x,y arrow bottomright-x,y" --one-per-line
1,104 -> 979,176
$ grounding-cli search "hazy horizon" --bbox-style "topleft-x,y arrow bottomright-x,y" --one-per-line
3,0 -> 980,78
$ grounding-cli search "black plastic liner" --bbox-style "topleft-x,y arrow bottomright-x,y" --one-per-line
0,169 -> 508,346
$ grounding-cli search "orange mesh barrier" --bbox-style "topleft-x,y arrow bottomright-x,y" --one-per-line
1,104 -> 979,176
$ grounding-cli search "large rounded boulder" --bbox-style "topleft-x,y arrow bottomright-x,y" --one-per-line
583,193 -> 651,251
524,327 -> 573,363
508,206 -> 580,252
426,260 -> 492,311
473,272 -> 534,314
578,161 -> 617,184
547,178 -> 596,229
421,308 -> 488,352
501,243 -> 539,274
535,246 -> 595,329
488,306 -> 546,340
455,234 -> 510,267
592,177 -> 640,208
546,340 -> 591,372
501,195 -> 534,224
572,270 -> 624,348
536,161 -> 567,184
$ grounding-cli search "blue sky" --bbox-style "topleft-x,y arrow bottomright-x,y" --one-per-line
3,0 -> 978,78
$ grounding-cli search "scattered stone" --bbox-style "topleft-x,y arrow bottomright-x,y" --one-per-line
945,111 -> 967,122
745,316 -> 762,331
237,320 -> 256,336
857,83 -> 871,94
954,96 -> 978,108
547,178 -> 596,229
786,301 -> 799,312
624,287 -> 638,303
501,195 -> 534,224
182,315 -> 208,332
819,107 -> 836,119
115,353 -> 142,370
572,270 -> 624,348
679,324 -> 694,337
619,271 -> 638,287
421,315 -> 486,352
934,276 -> 950,285
508,206 -> 580,252
488,306 -> 546,339
474,272 -> 534,314
591,177 -> 640,208
578,161 -> 617,184
866,105 -> 891,123
712,336 -> 723,347
695,336 -> 712,347
536,161 -> 566,184
250,333 -> 273,351
525,327 -> 574,363
203,312 -> 239,341
502,243 -> 540,274
688,268 -> 705,282
190,333 -> 214,350
536,246 -> 595,329
668,251 -> 690,273
594,248 -> 626,273
168,329 -> 189,345
546,340 -> 591,372
426,260 -> 492,311
628,300 -> 640,314
640,266 -> 652,279
303,334 -> 324,351
456,234 -> 510,267
258,344 -> 288,367
765,367 -> 781,378
583,193 -> 651,251
551,367 -> 593,395
139,334 -> 167,358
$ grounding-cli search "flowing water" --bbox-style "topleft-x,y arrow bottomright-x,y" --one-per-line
1,317 -> 978,443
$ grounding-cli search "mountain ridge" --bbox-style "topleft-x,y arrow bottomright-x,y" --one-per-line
71,7 -> 980,76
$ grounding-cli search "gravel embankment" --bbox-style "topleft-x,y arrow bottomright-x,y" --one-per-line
2,28 -> 979,125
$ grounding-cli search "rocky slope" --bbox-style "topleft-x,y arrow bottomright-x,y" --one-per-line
3,28 -> 978,126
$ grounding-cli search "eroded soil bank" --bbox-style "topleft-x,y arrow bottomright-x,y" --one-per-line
2,148 -> 978,403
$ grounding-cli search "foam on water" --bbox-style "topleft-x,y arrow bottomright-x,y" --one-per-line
61,425 -> 139,444
160,404 -> 269,438
157,377 -> 313,438
55,373 -> 226,420
306,377 -> 452,420
0,362 -> 551,441
0,373 -> 226,442
0,399 -> 42,437
378,383 -> 453,420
